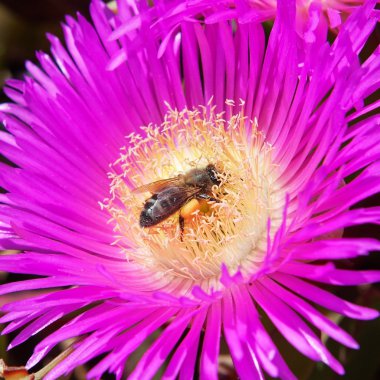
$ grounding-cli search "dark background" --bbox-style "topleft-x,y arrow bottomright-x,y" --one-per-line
0,1 -> 379,379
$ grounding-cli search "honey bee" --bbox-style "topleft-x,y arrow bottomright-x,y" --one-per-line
133,164 -> 221,238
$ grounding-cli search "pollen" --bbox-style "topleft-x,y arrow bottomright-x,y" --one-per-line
180,198 -> 205,220
103,101 -> 284,289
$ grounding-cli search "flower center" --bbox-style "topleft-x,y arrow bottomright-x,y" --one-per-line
104,101 -> 284,286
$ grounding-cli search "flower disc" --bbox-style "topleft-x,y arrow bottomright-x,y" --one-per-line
105,102 -> 284,287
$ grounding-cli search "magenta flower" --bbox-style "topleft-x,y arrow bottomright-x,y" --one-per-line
154,0 -> 372,47
0,0 -> 379,379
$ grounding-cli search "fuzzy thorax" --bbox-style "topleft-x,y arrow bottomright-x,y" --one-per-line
103,102 -> 284,287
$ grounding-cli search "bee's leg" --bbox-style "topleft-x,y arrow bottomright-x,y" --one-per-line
179,214 -> 185,241
196,193 -> 221,203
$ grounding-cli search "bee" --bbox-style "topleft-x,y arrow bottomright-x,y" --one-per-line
133,164 -> 222,239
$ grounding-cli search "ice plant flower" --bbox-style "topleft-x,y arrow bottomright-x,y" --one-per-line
198,0 -> 370,23
0,0 -> 380,379
148,0 -> 373,49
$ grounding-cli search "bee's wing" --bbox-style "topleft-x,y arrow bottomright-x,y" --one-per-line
140,186 -> 202,227
149,186 -> 202,222
132,175 -> 184,194
156,186 -> 202,204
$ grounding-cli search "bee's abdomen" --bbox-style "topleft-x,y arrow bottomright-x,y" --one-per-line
139,195 -> 160,227
139,189 -> 187,227
139,211 -> 156,227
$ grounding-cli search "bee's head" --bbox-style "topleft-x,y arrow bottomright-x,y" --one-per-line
206,164 -> 221,186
